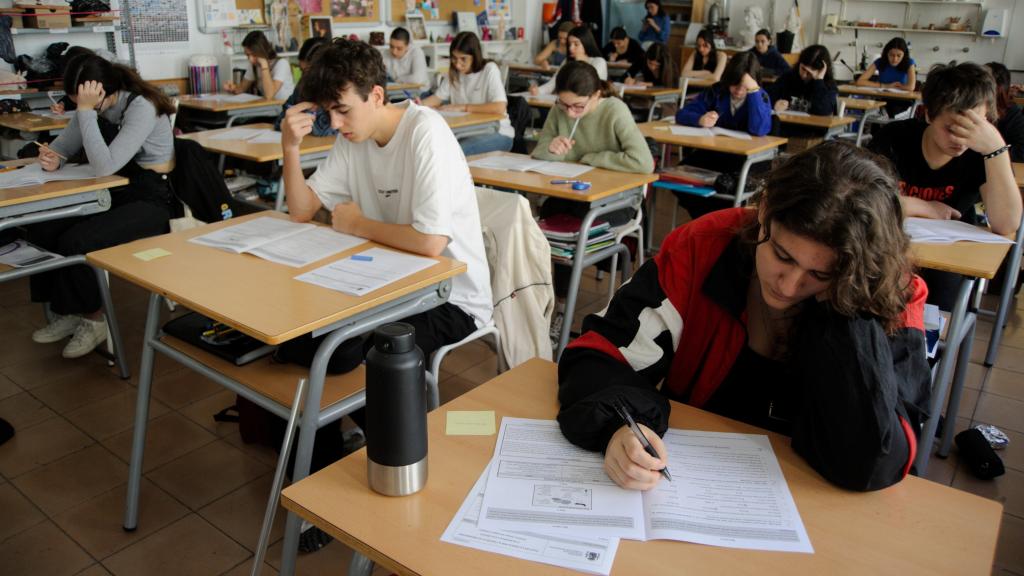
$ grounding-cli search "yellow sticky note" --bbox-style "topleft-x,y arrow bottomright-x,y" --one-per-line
446,410 -> 496,436
133,248 -> 172,261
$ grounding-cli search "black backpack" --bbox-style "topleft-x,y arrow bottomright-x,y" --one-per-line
169,138 -> 239,223
507,95 -> 533,154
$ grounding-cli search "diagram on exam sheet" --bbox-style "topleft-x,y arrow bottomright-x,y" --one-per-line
533,485 -> 592,510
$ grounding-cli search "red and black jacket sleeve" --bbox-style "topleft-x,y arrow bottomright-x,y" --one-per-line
789,276 -> 931,491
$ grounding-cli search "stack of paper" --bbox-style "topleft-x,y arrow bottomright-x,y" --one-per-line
539,214 -> 614,263
295,247 -> 437,296
903,217 -> 1013,244
208,127 -> 282,144
0,240 -> 60,268
189,216 -> 366,267
468,155 -> 593,178
510,92 -> 557,102
669,125 -> 753,140
442,418 -> 813,574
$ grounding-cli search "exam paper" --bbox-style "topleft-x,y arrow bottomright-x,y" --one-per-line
248,227 -> 365,267
776,110 -> 811,117
510,92 -> 558,102
0,240 -> 60,267
217,93 -> 264,102
903,217 -> 1013,244
668,126 -> 753,140
467,156 -> 593,178
442,463 -> 620,575
295,247 -> 437,296
438,110 -> 471,117
189,216 -> 314,253
209,128 -> 266,141
0,163 -> 96,189
247,130 -> 282,144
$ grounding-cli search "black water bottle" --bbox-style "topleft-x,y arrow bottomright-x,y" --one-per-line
365,322 -> 428,496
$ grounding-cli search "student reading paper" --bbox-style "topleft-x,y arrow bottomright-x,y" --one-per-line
223,30 -> 295,101
281,38 -> 492,359
383,27 -> 429,87
557,141 -> 932,492
28,54 -> 176,359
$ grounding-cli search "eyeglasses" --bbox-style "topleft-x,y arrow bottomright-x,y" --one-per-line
556,95 -> 592,113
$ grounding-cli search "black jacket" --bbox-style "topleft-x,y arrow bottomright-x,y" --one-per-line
170,138 -> 239,223
768,69 -> 837,116
997,103 -> 1024,163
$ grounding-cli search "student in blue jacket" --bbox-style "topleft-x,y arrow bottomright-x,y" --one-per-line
676,51 -> 771,136
750,29 -> 790,78
639,0 -> 672,45
275,37 -> 337,137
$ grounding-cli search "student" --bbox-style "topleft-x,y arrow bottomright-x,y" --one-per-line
676,51 -> 771,136
557,141 -> 932,492
749,28 -> 790,78
48,46 -> 103,115
535,21 -> 573,70
682,29 -> 726,81
383,27 -> 429,87
624,42 -> 678,88
29,54 -> 176,359
987,62 -> 1024,163
281,37 -> 492,362
532,26 -> 608,95
275,37 -> 337,137
603,26 -> 645,72
856,37 -> 916,91
223,30 -> 295,101
869,62 -> 1021,308
768,44 -> 837,116
532,61 -> 654,340
421,32 -> 513,156
639,0 -> 671,45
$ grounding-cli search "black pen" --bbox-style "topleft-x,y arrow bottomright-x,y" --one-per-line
613,401 -> 672,482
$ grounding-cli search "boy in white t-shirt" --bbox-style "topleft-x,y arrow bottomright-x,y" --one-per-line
281,38 -> 492,359
383,27 -> 429,87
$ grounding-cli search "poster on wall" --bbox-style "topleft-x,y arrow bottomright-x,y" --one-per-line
122,0 -> 191,54
298,0 -> 323,13
487,0 -> 510,22
330,0 -> 375,18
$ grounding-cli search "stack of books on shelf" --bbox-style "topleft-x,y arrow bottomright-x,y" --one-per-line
538,214 -> 615,263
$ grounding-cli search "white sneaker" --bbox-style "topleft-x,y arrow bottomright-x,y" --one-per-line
62,317 -> 108,359
549,311 -> 565,348
32,314 -> 82,344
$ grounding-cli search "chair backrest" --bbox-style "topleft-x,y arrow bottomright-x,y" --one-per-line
169,97 -> 179,132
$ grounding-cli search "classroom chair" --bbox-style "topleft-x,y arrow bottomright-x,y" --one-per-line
426,321 -> 502,410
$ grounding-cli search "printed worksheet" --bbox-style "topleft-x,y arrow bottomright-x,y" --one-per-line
295,247 -> 437,296
248,226 -> 365,267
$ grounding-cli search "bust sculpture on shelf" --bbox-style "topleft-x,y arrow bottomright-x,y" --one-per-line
741,7 -> 764,49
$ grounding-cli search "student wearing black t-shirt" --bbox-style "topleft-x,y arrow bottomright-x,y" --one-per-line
870,62 -> 1020,308
603,26 -> 645,72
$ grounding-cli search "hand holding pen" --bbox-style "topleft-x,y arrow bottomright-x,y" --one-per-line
604,400 -> 671,490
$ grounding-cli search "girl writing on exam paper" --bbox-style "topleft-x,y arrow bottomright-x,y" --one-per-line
624,42 -> 678,89
531,26 -> 608,96
223,30 -> 295,101
676,52 -> 771,135
856,37 -> 916,92
531,61 -> 654,344
557,141 -> 932,492
29,54 -> 176,360
682,29 -> 726,82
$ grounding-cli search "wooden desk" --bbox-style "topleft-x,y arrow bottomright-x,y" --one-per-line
840,97 -> 885,112
87,211 -> 466,576
177,94 -> 285,128
618,85 -> 682,122
679,76 -> 715,102
505,63 -> 556,90
1014,162 -> 1023,187
445,111 -> 505,139
0,111 -> 69,133
469,151 -> 657,356
282,358 -> 1003,576
776,112 -> 856,139
0,173 -> 131,378
178,123 -> 335,211
838,85 -> 922,102
386,83 -> 424,100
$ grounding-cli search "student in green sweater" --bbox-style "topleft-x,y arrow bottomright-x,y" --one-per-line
532,61 -> 654,343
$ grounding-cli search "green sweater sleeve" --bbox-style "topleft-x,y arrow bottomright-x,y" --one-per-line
579,99 -> 654,174
531,107 -> 567,161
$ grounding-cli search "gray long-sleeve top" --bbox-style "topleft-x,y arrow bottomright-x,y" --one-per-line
50,90 -> 174,176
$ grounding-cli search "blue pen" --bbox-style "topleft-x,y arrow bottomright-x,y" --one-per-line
402,89 -> 415,101
550,179 -> 582,185
351,254 -> 374,262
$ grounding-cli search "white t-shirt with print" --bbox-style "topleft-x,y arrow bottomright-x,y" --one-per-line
433,61 -> 513,138
536,56 -> 609,95
384,45 -> 429,87
305,102 -> 493,327
243,58 -> 295,100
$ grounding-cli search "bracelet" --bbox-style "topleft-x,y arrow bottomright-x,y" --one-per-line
983,144 -> 1011,160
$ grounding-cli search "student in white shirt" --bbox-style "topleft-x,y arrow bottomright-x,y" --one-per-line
223,30 -> 295,101
421,31 -> 513,156
384,27 -> 429,88
531,25 -> 608,96
281,38 -> 493,360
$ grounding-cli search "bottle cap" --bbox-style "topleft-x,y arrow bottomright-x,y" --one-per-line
373,322 -> 417,354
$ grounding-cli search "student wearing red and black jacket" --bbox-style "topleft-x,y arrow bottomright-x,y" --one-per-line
558,141 -> 932,492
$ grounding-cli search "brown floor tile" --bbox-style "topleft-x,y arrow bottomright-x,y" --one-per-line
952,466 -> 1024,518
0,520 -> 93,576
994,513 -> 1024,575
149,367 -> 223,409
223,431 -> 281,469
13,444 -> 128,516
265,537 -> 356,575
0,374 -> 21,401
438,375 -> 480,406
964,361 -> 990,391
920,417 -> 970,486
458,352 -> 500,386
104,514 -> 249,576
64,388 -> 172,442
102,412 -> 217,473
974,392 -> 1024,435
0,416 -> 94,478
0,482 -> 45,542
980,345 -> 1024,374
53,478 -> 189,560
147,440 -> 270,510
220,559 -> 279,576
0,330 -> 64,372
0,391 -> 56,429
75,564 -> 113,576
985,368 -> 1024,403
1,350 -> 118,391
32,371 -> 132,416
179,389 -> 239,437
436,339 -> 490,375
199,473 -> 286,552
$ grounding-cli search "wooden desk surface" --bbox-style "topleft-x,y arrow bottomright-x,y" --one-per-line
445,112 -> 506,130
177,94 -> 284,112
620,86 -> 681,98
777,113 -> 856,129
468,151 -> 658,202
1013,162 -> 1023,188
0,88 -> 38,95
86,212 -> 466,345
0,112 -> 69,132
681,76 -> 715,89
638,121 -> 788,155
838,85 -> 921,102
387,82 -> 424,92
607,60 -> 631,69
0,174 -> 127,209
177,123 -> 335,163
281,358 -> 1003,576
912,240 -> 1011,279
507,63 -> 553,74
1013,96 -> 1023,107
840,97 -> 886,111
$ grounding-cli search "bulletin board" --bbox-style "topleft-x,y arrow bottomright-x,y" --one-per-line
297,0 -> 379,24
391,0 -> 481,23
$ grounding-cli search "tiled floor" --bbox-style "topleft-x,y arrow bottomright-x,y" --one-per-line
1,190 -> 1022,575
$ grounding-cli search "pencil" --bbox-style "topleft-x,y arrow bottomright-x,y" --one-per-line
567,116 -> 581,142
32,140 -> 67,160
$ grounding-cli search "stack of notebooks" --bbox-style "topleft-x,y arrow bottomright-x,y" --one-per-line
656,165 -> 720,197
538,214 -> 615,263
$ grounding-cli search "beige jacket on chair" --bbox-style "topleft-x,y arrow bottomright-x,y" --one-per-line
476,186 -> 555,366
